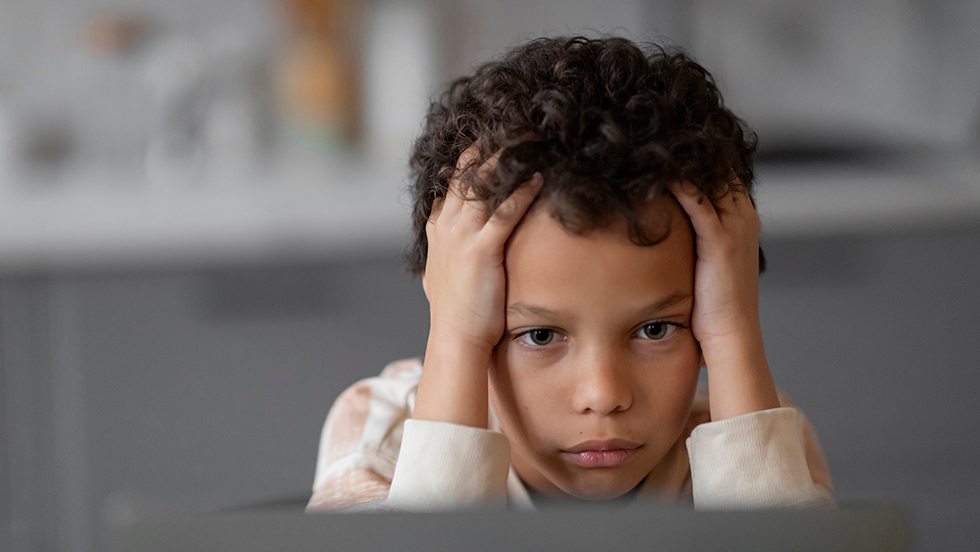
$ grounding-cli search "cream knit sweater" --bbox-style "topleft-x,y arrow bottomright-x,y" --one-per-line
307,358 -> 835,512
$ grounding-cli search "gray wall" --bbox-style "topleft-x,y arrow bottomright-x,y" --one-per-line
759,226 -> 980,551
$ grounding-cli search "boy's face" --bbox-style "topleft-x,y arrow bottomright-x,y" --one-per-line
488,198 -> 701,500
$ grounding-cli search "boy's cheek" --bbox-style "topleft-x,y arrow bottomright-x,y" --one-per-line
489,356 -> 565,437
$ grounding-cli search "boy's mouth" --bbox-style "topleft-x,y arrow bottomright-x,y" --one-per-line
561,439 -> 642,468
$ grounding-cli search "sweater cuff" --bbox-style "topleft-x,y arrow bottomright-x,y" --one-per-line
686,407 -> 834,509
384,419 -> 511,511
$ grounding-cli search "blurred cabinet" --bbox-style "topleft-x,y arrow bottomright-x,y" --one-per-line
1,255 -> 429,552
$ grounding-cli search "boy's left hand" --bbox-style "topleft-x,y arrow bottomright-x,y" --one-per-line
668,180 -> 780,421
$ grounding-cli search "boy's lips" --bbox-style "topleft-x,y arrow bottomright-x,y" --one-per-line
561,439 -> 642,468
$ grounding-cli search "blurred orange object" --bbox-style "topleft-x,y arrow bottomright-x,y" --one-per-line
273,0 -> 362,148
80,14 -> 149,55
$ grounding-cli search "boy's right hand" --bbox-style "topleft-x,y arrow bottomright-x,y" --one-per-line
413,143 -> 544,428
422,143 -> 544,355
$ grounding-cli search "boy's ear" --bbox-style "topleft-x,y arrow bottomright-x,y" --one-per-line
421,270 -> 429,300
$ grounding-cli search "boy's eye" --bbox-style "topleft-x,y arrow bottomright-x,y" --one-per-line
521,329 -> 556,346
637,322 -> 672,340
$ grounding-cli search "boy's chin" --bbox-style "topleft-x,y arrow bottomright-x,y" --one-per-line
557,477 -> 645,502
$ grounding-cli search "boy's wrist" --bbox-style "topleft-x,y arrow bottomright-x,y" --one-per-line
697,319 -> 764,360
413,329 -> 494,429
426,319 -> 499,360
700,323 -> 781,422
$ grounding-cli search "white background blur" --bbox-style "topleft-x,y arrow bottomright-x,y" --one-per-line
0,1 -> 978,551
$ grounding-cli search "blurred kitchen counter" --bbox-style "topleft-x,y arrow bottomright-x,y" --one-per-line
0,148 -> 412,273
0,146 -> 978,273
755,146 -> 980,239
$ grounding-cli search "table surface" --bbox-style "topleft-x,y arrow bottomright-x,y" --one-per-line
108,502 -> 911,552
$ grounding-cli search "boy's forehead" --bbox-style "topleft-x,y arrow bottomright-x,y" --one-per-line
504,198 -> 693,296
511,196 -> 686,251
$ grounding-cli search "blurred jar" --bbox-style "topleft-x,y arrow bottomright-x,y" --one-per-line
143,35 -> 209,190
68,14 -> 152,165
273,0 -> 362,150
201,26 -> 273,186
362,0 -> 437,164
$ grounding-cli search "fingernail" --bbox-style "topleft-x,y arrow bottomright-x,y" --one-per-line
530,172 -> 543,186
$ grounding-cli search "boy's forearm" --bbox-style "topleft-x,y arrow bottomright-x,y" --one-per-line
412,330 -> 492,429
701,324 -> 780,422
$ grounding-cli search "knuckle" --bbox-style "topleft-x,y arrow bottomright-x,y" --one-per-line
493,191 -> 534,222
717,235 -> 739,255
736,215 -> 760,237
469,234 -> 496,256
446,223 -> 463,239
492,202 -> 520,222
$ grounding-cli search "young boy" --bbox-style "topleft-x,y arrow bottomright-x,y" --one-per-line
307,36 -> 834,511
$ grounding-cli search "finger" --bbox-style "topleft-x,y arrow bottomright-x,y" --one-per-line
428,196 -> 446,226
474,148 -> 501,190
669,180 -> 723,240
718,181 -> 761,236
714,181 -> 738,216
424,198 -> 444,277
457,147 -> 505,231
480,172 -> 544,245
733,186 -> 762,235
730,183 -> 757,216
443,141 -> 484,219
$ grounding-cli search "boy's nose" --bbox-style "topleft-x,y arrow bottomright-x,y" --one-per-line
570,346 -> 633,416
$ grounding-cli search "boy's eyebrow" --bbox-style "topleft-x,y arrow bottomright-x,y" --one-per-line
506,292 -> 692,320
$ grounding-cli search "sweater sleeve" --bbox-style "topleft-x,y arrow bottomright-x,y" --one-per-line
383,419 -> 512,511
306,359 -> 422,512
685,406 -> 836,509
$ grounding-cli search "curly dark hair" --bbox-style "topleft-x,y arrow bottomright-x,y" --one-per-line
406,35 -> 763,275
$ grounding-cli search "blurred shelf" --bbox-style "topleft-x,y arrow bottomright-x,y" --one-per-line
0,148 -> 977,273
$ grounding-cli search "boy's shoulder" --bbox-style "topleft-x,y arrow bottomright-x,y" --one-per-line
308,358 -> 423,511
378,357 -> 424,379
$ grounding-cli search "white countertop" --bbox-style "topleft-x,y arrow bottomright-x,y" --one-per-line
1,148 -> 978,272
754,149 -> 980,238
0,149 -> 413,272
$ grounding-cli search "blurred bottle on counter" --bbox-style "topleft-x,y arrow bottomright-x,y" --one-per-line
143,35 -> 209,191
273,0 -> 363,150
69,14 -> 152,166
362,0 -> 437,164
200,26 -> 275,187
